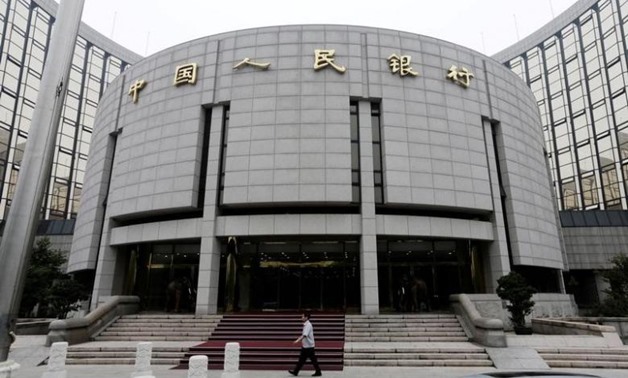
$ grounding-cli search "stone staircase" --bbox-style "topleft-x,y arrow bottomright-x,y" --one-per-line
536,347 -> 628,369
63,314 -> 221,365
93,314 -> 221,341
344,314 -> 493,367
65,345 -> 188,365
345,314 -> 468,342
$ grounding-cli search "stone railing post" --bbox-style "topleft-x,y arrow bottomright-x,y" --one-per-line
187,355 -> 208,378
132,342 -> 154,378
42,341 -> 68,378
222,342 -> 240,378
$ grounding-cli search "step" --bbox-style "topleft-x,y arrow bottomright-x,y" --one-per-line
540,353 -> 628,362
93,336 -> 207,341
546,360 -> 628,369
345,336 -> 468,342
66,358 -> 180,365
67,351 -> 184,359
344,359 -> 493,367
344,353 -> 489,360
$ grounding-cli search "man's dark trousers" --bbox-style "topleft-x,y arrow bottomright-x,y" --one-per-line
293,347 -> 321,374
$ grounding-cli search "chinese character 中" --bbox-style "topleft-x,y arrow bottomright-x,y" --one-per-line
128,79 -> 147,103
233,58 -> 271,70
173,63 -> 198,86
313,49 -> 346,73
387,54 -> 418,77
446,65 -> 474,88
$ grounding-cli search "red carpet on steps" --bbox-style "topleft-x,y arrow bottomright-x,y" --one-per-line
175,313 -> 345,371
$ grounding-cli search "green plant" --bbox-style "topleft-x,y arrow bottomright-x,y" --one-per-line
20,238 -> 66,317
20,238 -> 89,319
46,276 -> 89,319
496,271 -> 536,330
599,253 -> 628,317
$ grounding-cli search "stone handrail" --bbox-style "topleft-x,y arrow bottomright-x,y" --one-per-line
450,293 -> 506,347
46,295 -> 140,346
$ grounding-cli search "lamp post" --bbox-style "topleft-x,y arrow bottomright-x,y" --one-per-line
0,0 -> 85,362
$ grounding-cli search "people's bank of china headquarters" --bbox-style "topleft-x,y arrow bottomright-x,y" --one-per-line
67,24 -> 565,316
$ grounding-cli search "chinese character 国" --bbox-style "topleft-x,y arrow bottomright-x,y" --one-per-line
387,54 -> 418,77
446,65 -> 474,88
313,49 -> 346,73
173,63 -> 198,86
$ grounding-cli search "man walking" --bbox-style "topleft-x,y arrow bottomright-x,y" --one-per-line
289,312 -> 322,376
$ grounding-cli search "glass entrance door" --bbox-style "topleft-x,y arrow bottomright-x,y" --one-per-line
127,242 -> 200,312
218,239 -> 360,312
377,239 -> 482,312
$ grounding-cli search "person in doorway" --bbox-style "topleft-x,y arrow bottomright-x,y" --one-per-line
289,312 -> 322,377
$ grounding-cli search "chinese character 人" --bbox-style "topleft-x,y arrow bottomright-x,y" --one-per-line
387,54 -> 418,77
313,49 -> 346,73
447,65 -> 474,88
174,63 -> 198,86
233,58 -> 271,70
128,79 -> 147,103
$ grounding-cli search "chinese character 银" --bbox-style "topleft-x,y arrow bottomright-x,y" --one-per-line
387,54 -> 418,77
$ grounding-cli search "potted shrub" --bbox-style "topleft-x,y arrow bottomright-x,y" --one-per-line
496,272 -> 536,334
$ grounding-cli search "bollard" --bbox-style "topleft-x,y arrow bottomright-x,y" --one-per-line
221,342 -> 240,378
187,355 -> 208,378
0,360 -> 20,378
132,342 -> 154,378
41,341 -> 68,378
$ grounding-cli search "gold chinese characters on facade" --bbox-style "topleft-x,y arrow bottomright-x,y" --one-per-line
129,51 -> 476,103
313,49 -> 346,73
387,54 -> 418,77
174,63 -> 198,86
446,65 -> 474,88
128,79 -> 146,103
233,58 -> 271,70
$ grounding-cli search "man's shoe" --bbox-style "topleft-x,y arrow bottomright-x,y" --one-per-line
288,370 -> 298,376
312,372 -> 322,377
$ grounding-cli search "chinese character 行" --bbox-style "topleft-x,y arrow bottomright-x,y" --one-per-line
233,58 -> 271,70
446,65 -> 474,88
173,63 -> 198,86
313,49 -> 346,73
128,79 -> 147,103
387,54 -> 418,77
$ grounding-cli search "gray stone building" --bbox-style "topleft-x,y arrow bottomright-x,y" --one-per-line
68,25 -> 563,315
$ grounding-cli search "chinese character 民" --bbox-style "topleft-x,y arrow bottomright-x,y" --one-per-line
173,63 -> 198,86
128,79 -> 147,103
446,65 -> 474,88
313,49 -> 346,73
233,58 -> 271,70
387,54 -> 418,77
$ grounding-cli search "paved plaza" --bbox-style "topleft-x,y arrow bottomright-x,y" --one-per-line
6,335 -> 628,378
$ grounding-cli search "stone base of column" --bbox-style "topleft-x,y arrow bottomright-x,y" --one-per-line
221,372 -> 240,378
0,360 -> 20,378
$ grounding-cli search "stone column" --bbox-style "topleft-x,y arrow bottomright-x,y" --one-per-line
0,360 -> 19,378
187,355 -> 208,378
132,342 -> 153,378
198,105 -> 226,314
0,0 -> 85,362
41,342 -> 68,378
358,101 -> 379,314
221,342 -> 240,378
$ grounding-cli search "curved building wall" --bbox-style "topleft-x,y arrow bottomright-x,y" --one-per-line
69,25 -> 562,313
0,0 -> 141,223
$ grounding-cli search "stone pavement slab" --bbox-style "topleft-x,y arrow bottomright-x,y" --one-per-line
486,347 -> 549,370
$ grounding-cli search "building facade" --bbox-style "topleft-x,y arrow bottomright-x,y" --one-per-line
0,0 -> 140,226
495,0 -> 628,307
68,25 -> 563,314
